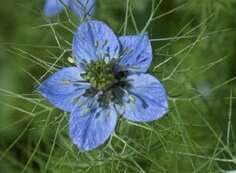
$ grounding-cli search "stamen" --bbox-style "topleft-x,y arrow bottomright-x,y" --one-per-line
131,66 -> 141,70
118,87 -> 136,104
81,60 -> 131,105
83,108 -> 90,115
68,57 -> 75,64
78,101 -> 85,108
60,79 -> 71,86
128,95 -> 136,104
72,97 -> 80,104
83,60 -> 115,91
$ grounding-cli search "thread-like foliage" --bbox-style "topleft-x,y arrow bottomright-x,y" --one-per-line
0,0 -> 236,172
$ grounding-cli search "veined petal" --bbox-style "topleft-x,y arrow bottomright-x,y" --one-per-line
69,0 -> 95,18
72,20 -> 120,64
69,99 -> 117,151
121,73 -> 168,122
119,34 -> 152,72
43,0 -> 69,17
37,67 -> 90,112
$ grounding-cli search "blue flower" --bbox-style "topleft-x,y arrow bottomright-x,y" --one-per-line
43,0 -> 95,18
37,20 -> 168,151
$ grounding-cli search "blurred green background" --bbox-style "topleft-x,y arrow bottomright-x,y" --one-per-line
0,0 -> 236,172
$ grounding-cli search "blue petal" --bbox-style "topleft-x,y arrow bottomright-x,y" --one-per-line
121,73 -> 168,122
69,99 -> 117,151
37,67 -> 90,112
43,0 -> 69,17
72,20 -> 120,64
69,0 -> 95,18
119,34 -> 152,72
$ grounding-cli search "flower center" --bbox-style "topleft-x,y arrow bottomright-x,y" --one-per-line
83,60 -> 115,91
81,60 -> 131,106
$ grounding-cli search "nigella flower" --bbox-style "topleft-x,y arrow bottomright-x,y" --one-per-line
43,0 -> 95,18
37,20 -> 168,151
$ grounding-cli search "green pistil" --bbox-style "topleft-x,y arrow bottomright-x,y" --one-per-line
84,60 -> 115,91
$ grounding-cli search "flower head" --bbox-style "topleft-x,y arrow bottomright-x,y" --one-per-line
43,0 -> 95,18
37,20 -> 168,151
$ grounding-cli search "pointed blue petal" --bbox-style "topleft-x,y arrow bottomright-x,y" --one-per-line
37,67 -> 90,112
121,73 -> 168,122
69,0 -> 95,18
69,100 -> 117,151
72,20 -> 120,64
119,34 -> 152,72
43,0 -> 69,17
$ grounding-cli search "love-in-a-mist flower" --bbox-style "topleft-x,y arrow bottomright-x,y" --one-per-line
37,20 -> 168,151
43,0 -> 95,17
